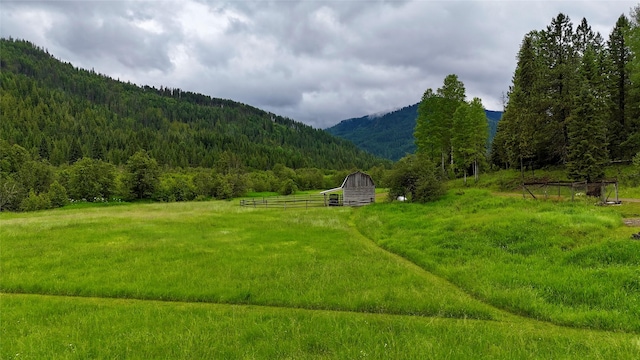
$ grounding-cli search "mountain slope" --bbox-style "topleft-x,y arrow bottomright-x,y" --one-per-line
0,38 -> 387,170
326,104 -> 502,161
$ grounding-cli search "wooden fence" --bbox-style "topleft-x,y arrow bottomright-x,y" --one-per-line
521,179 -> 620,204
239,194 -> 343,209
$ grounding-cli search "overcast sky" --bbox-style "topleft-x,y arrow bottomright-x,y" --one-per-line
1,0 -> 637,128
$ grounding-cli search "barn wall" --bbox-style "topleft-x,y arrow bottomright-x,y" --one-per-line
343,187 -> 375,206
343,172 -> 375,206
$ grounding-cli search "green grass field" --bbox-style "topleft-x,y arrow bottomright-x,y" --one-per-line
355,190 -> 640,333
2,192 -> 640,358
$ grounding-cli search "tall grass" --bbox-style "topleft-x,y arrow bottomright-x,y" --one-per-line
355,189 -> 640,332
3,293 -> 639,359
3,196 -> 640,357
0,201 -> 495,319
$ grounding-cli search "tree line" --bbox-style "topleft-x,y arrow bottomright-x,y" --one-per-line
0,38 -> 393,211
492,11 -> 640,182
387,8 -> 640,202
1,139 -> 385,211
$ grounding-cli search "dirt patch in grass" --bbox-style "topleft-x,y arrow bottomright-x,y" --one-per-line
623,218 -> 640,227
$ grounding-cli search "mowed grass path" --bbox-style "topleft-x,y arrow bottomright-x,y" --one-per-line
2,198 -> 640,358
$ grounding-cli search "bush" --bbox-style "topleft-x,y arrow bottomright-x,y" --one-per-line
213,174 -> 234,199
192,169 -> 216,197
295,168 -> 323,190
68,158 -> 116,201
247,171 -> 278,193
48,180 -> 68,208
0,177 -> 25,211
387,154 -> 444,203
20,190 -> 51,211
155,173 -> 196,202
278,178 -> 298,195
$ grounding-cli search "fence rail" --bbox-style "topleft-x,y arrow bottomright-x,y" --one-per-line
521,179 -> 619,204
239,194 -> 343,209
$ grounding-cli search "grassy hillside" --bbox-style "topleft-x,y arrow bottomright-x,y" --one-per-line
325,104 -> 502,161
355,190 -> 640,333
2,193 -> 640,358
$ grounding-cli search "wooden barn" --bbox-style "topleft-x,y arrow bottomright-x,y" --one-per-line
321,171 -> 375,207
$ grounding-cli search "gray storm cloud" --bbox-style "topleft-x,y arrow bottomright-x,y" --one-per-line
1,0 -> 636,129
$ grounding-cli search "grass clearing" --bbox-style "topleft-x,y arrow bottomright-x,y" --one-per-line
355,189 -> 640,333
0,201 -> 496,319
3,194 -> 640,357
3,293 -> 639,359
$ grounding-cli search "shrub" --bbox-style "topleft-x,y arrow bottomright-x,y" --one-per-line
155,173 -> 196,202
48,180 -> 68,208
0,177 -> 25,211
387,154 -> 444,203
20,190 -> 51,211
278,178 -> 298,195
68,158 -> 116,201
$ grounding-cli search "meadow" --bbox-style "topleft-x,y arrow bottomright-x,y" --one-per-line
2,190 -> 640,358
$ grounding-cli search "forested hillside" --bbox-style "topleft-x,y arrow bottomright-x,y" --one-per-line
0,38 -> 384,170
326,104 -> 501,161
0,38 -> 394,211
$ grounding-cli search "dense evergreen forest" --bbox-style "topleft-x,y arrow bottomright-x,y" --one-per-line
0,38 -> 389,211
0,38 -> 384,170
491,11 -> 640,181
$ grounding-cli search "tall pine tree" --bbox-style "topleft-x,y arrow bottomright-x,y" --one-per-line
607,14 -> 632,159
567,45 -> 609,182
540,13 -> 577,164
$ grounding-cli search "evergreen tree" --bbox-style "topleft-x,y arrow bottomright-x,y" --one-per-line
68,137 -> 83,164
38,136 -> 50,160
567,45 -> 609,182
496,32 -> 543,172
607,14 -> 632,159
630,6 -> 640,86
540,13 -> 577,164
623,6 -> 640,157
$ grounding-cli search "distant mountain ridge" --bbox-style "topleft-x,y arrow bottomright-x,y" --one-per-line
0,38 -> 387,170
325,104 -> 502,161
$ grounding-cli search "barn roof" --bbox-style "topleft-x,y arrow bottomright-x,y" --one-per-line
319,171 -> 374,194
